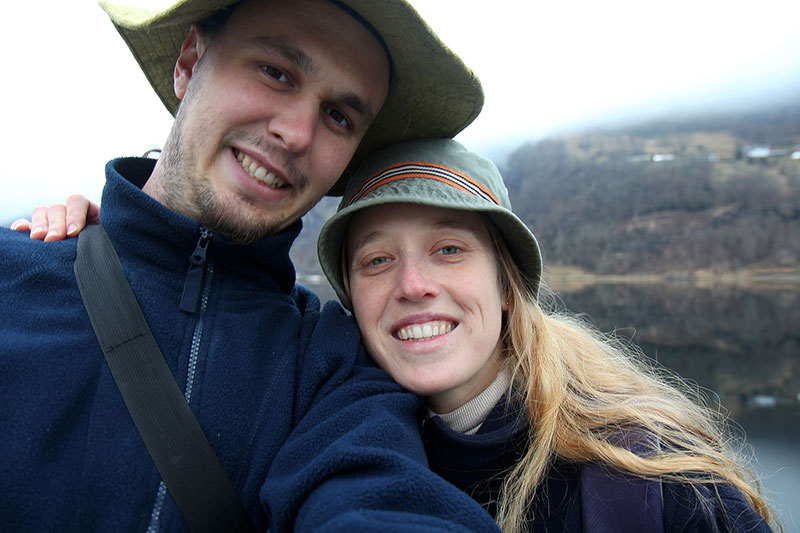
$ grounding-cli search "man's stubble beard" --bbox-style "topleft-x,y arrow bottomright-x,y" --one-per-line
157,86 -> 308,245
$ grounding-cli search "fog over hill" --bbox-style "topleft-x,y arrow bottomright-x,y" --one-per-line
472,79 -> 800,164
297,99 -> 800,291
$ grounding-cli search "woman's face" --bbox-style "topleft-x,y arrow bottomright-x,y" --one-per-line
346,203 -> 506,413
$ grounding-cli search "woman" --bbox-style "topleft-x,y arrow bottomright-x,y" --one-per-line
316,138 -> 778,532
15,139 -> 779,532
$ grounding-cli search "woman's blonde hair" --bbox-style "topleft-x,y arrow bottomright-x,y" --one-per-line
487,227 -> 779,533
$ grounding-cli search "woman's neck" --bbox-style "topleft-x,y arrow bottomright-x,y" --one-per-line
429,367 -> 511,434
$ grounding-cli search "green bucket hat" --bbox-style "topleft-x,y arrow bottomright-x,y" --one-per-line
317,138 -> 542,309
99,0 -> 484,195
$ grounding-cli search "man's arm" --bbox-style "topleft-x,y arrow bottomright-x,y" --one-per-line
263,300 -> 500,532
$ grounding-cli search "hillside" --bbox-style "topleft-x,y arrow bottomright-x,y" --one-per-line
501,105 -> 800,277
294,103 -> 800,285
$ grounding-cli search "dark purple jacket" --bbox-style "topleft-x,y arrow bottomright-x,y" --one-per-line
421,397 -> 772,532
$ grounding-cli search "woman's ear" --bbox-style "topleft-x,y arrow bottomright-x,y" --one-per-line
174,24 -> 208,100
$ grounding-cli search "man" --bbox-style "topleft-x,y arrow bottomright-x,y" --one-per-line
0,0 -> 495,531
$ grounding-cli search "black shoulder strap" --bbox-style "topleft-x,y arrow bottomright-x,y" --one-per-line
73,224 -> 254,533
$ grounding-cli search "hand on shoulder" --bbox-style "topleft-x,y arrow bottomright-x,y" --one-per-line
9,195 -> 100,241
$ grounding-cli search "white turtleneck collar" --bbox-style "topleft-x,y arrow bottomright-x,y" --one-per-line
428,366 -> 511,435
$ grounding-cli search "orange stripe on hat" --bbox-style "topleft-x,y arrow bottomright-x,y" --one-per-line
345,162 -> 499,208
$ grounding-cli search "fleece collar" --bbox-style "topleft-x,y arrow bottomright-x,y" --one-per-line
101,157 -> 300,295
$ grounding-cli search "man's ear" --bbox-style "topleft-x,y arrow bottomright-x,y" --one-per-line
174,24 -> 208,100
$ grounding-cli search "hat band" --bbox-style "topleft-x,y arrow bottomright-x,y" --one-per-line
344,162 -> 500,208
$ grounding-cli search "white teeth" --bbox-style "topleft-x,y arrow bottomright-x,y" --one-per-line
234,149 -> 287,188
396,321 -> 454,341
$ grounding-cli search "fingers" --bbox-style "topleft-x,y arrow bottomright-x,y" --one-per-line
86,200 -> 101,226
14,196 -> 98,242
10,219 -> 32,232
28,206 -> 49,240
43,204 -> 68,242
65,195 -> 91,236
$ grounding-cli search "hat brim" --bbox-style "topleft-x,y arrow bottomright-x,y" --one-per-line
318,187 -> 542,310
99,0 -> 484,195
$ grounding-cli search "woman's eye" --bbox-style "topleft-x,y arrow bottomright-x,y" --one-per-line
368,256 -> 390,267
262,65 -> 289,83
324,106 -> 351,129
439,246 -> 461,256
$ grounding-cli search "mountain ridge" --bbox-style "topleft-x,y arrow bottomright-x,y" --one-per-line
291,102 -> 800,292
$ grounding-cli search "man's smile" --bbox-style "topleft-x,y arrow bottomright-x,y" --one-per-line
234,148 -> 287,189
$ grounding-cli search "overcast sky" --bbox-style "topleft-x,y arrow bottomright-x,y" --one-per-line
2,0 -> 799,221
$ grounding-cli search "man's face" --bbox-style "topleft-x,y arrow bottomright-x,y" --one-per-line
153,0 -> 390,243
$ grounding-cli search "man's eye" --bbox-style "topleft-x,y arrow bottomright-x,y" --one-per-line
324,106 -> 351,129
262,65 -> 289,83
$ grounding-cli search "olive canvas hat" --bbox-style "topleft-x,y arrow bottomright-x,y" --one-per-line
99,0 -> 484,195
317,138 -> 542,309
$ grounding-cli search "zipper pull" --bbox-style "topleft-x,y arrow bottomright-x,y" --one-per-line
180,229 -> 213,313
420,415 -> 430,444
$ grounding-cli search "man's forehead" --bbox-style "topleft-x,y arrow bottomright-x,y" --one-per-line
230,14 -> 383,126
326,0 -> 392,74
222,0 -> 390,71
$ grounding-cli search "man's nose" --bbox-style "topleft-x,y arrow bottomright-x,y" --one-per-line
267,97 -> 318,153
394,258 -> 439,302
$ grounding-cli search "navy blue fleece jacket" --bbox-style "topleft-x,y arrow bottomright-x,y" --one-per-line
0,157 -> 499,532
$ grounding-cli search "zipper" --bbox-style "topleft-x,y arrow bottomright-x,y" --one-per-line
180,228 -> 213,313
147,229 -> 216,532
184,261 -> 214,402
420,415 -> 430,444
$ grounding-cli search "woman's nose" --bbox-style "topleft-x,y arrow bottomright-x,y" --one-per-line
394,258 -> 439,302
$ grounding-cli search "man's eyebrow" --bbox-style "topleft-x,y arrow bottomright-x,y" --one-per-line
337,92 -> 375,126
243,36 -> 318,77
242,36 -> 376,126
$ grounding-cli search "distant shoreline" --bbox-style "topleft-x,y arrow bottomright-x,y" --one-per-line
545,266 -> 800,293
